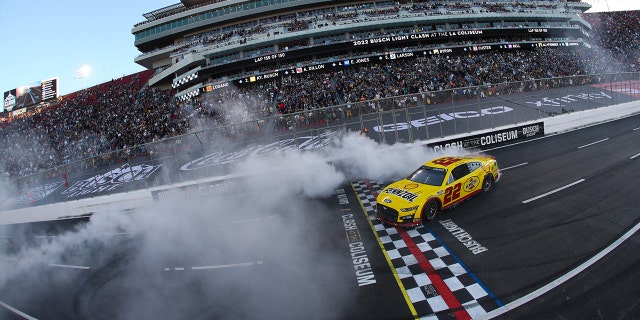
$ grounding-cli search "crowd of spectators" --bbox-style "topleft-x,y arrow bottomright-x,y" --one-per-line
584,10 -> 640,71
2,8 -> 640,180
181,44 -> 635,135
154,0 -> 580,61
0,71 -> 183,178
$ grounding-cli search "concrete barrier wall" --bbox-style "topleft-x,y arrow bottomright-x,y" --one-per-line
543,100 -> 640,134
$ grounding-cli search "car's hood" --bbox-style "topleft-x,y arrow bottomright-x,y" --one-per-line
378,179 -> 440,207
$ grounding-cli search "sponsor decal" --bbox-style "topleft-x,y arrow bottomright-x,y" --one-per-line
375,90 -> 613,134
524,91 -> 612,108
62,163 -> 162,198
403,183 -> 419,190
383,187 -> 419,202
2,181 -> 64,207
429,122 -> 545,152
463,176 -> 480,192
439,218 -> 488,254
373,106 -> 514,132
181,131 -> 336,171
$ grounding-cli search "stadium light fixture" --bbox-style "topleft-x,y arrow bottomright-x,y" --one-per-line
75,65 -> 91,89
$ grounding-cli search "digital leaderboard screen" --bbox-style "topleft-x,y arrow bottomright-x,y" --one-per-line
41,78 -> 58,101
3,77 -> 58,113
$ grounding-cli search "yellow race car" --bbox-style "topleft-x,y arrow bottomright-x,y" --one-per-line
376,155 -> 499,227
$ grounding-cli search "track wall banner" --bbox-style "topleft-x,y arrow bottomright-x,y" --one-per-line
428,122 -> 545,152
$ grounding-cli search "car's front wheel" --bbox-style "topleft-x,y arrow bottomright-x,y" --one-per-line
482,174 -> 495,192
423,200 -> 440,221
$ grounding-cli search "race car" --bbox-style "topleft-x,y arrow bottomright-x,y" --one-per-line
376,155 -> 499,227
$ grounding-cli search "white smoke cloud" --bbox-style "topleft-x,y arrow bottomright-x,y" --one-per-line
0,130 -> 472,319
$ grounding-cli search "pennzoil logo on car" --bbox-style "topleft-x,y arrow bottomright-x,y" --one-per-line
464,176 -> 480,192
383,187 -> 419,202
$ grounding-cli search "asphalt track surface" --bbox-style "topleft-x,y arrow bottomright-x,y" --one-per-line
1,100 -> 640,318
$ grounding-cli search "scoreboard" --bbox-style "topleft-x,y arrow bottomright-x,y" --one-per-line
3,77 -> 58,113
41,78 -> 58,101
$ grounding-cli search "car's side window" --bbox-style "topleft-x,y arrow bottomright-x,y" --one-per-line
467,161 -> 482,172
449,163 -> 471,184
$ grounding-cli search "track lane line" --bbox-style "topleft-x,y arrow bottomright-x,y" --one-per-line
522,179 -> 585,204
631,152 -> 640,160
578,138 -> 609,149
0,300 -> 39,320
163,261 -> 263,272
192,261 -> 260,270
481,220 -> 640,319
500,162 -> 528,171
48,263 -> 91,270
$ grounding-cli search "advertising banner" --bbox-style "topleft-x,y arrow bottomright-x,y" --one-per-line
428,122 -> 545,152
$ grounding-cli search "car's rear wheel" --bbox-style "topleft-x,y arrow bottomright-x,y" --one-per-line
423,200 -> 440,221
482,174 -> 495,192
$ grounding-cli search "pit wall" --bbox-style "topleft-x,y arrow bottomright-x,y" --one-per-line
2,100 -> 639,225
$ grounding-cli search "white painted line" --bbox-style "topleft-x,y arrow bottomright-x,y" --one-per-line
227,215 -> 278,225
0,300 -> 39,320
228,218 -> 262,224
192,261 -> 262,270
3,257 -> 18,261
48,263 -> 91,270
633,127 -> 640,131
480,220 -> 640,319
522,179 -> 585,204
501,162 -> 528,171
631,152 -> 640,160
578,138 -> 609,149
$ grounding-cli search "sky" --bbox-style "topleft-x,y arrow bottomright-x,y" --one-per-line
0,1 -> 176,96
1,0 -> 639,97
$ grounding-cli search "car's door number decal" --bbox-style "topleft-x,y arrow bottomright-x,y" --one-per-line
444,183 -> 462,204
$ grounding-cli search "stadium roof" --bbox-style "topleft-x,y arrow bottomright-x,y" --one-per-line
142,3 -> 185,21
180,0 -> 223,8
141,0 -> 225,22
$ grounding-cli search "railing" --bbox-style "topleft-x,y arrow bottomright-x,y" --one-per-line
3,72 -> 639,209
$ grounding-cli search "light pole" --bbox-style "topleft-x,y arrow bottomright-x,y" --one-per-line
75,65 -> 91,90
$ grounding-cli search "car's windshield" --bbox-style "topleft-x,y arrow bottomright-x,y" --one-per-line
407,166 -> 446,186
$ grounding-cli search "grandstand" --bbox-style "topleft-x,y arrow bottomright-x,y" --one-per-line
131,0 -> 594,99
3,0 -> 640,187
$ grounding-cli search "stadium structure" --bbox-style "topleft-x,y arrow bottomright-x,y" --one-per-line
131,0 -> 593,101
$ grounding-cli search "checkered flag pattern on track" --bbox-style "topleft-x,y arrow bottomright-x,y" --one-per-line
352,180 -> 501,319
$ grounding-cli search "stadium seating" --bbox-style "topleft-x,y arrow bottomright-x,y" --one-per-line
2,9 -> 640,179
